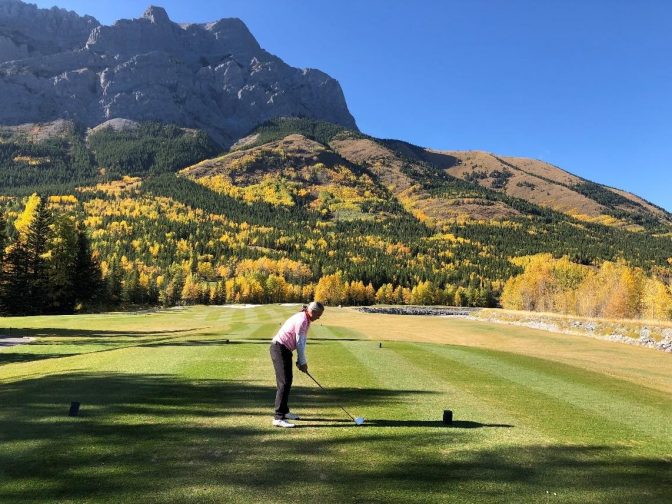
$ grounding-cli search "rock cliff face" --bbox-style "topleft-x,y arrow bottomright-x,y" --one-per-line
0,2 -> 357,146
0,0 -> 98,60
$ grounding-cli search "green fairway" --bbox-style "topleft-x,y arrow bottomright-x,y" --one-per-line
0,306 -> 670,503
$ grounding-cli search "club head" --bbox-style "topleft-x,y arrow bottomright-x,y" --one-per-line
354,417 -> 365,426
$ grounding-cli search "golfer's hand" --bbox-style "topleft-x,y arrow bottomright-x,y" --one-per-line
298,363 -> 308,373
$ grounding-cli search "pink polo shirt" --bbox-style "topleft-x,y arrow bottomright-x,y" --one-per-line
272,311 -> 310,365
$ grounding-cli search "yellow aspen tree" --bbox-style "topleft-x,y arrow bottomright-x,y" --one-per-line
238,276 -> 263,303
500,276 -> 523,310
265,274 -> 289,303
139,271 -> 152,290
375,284 -> 390,304
410,281 -> 436,305
315,272 -> 346,305
642,278 -> 672,320
302,284 -> 315,302
444,285 -> 456,306
197,261 -> 215,280
14,193 -> 41,238
454,286 -> 467,307
379,283 -> 396,304
364,283 -> 376,305
392,286 -> 405,305
225,278 -> 239,303
575,272 -> 602,317
551,257 -> 588,315
181,274 -> 200,305
208,284 -> 219,305
347,280 -> 367,305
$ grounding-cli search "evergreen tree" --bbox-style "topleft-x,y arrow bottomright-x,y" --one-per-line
159,266 -> 185,306
1,240 -> 30,314
24,197 -> 52,313
2,196 -> 51,314
122,268 -> 144,305
48,215 -> 78,313
105,262 -> 123,306
74,221 -> 103,307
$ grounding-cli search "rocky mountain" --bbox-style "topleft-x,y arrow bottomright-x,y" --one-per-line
0,2 -> 356,146
0,2 -> 668,235
0,0 -> 98,60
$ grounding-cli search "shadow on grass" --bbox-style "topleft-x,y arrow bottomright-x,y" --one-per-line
0,372 -> 669,503
310,337 -> 365,342
1,327 -> 191,338
140,338 -> 269,347
140,338 -> 367,348
294,418 -> 514,429
0,353 -> 80,365
363,419 -> 514,429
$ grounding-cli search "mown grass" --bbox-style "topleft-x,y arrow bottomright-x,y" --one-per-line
0,306 -> 670,503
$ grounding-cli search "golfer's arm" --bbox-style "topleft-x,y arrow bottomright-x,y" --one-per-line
296,332 -> 307,366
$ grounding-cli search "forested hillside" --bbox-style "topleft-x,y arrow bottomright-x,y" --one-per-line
1,118 -> 671,318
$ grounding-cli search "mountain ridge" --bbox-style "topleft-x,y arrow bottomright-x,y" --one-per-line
0,1 -> 356,146
188,118 -> 671,231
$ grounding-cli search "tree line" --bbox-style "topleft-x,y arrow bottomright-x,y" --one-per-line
501,254 -> 672,320
0,195 -> 101,315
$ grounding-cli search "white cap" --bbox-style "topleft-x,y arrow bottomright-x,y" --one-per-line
307,301 -> 324,313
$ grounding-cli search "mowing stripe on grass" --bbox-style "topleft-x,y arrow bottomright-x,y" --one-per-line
398,343 -> 671,449
418,343 -> 672,442
247,323 -> 280,340
339,339 -> 539,439
315,324 -> 367,341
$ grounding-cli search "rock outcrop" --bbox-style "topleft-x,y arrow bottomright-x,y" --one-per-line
0,2 -> 357,146
0,0 -> 98,60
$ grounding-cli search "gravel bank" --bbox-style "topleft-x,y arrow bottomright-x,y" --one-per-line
357,306 -> 481,317
356,306 -> 672,353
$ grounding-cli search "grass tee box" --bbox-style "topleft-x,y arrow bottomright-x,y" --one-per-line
0,305 -> 670,503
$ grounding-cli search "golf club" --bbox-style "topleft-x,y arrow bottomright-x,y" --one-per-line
304,370 -> 365,426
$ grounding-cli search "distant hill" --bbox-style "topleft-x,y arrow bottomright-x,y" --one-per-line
214,119 -> 671,232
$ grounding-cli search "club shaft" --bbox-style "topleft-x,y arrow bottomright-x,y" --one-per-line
305,371 -> 356,421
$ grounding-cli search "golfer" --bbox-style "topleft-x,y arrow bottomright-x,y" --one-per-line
270,301 -> 324,427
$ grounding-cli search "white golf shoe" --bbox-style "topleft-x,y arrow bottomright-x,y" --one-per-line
272,419 -> 295,428
284,412 -> 300,420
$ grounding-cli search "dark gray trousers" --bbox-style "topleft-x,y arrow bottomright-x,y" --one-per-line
270,342 -> 293,420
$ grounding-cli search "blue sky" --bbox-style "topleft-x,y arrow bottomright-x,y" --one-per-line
33,0 -> 672,211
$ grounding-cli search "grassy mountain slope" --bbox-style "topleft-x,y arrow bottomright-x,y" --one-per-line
436,150 -> 671,230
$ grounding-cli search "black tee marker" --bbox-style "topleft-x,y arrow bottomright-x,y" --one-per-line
69,401 -> 81,417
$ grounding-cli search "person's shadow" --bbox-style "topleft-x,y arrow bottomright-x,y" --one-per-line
296,418 -> 514,428
354,419 -> 513,428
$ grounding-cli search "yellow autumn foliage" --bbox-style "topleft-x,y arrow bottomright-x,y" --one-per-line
14,193 -> 41,237
501,254 -> 672,320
